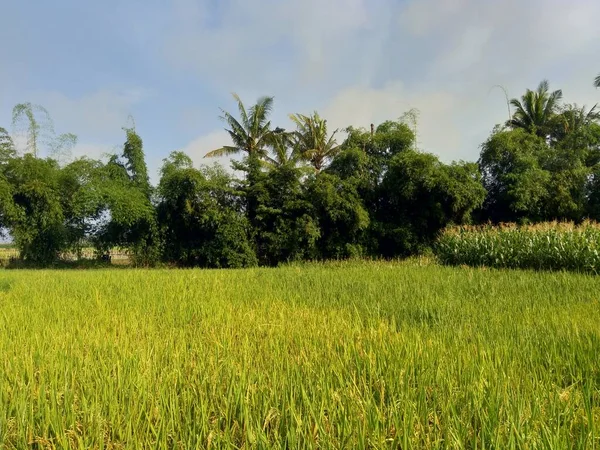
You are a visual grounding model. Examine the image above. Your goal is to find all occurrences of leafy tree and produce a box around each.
[122,127,151,197]
[0,173,15,239]
[252,162,320,265]
[377,150,485,256]
[306,172,369,259]
[2,155,66,263]
[58,158,107,257]
[341,120,415,186]
[157,152,257,268]
[334,120,416,252]
[11,103,77,162]
[545,159,589,221]
[508,80,563,139]
[0,127,15,164]
[289,112,340,172]
[479,129,551,222]
[96,127,159,266]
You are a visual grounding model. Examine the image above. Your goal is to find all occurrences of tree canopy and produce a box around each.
[1,76,600,266]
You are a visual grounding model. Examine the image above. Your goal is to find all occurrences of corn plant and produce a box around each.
[435,221,600,274]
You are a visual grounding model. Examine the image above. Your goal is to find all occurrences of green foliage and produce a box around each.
[96,127,159,266]
[58,158,107,257]
[157,152,257,268]
[0,174,15,238]
[436,222,600,273]
[306,172,369,258]
[0,127,15,164]
[376,150,485,256]
[252,164,320,265]
[3,81,600,266]
[341,120,415,187]
[479,129,552,222]
[585,165,600,220]
[122,127,151,196]
[2,155,66,263]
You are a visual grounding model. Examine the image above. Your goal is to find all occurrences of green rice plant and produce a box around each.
[0,263,599,448]
[435,221,600,273]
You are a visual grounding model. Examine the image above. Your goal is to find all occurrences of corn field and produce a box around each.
[435,221,600,274]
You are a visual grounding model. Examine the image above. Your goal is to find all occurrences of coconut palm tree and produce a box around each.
[261,128,298,168]
[508,80,563,138]
[289,112,340,172]
[554,103,600,139]
[595,73,600,88]
[204,93,275,160]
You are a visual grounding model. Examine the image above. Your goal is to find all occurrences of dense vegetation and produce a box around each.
[436,222,600,273]
[0,263,598,447]
[1,77,600,267]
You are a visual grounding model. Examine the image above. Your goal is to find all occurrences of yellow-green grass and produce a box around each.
[0,247,18,258]
[0,262,599,448]
[0,247,130,265]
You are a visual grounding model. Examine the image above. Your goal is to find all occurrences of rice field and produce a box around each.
[0,262,599,448]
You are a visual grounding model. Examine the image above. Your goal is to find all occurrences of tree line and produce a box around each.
[1,76,599,267]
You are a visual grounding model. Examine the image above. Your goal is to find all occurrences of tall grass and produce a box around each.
[435,221,600,274]
[0,263,599,448]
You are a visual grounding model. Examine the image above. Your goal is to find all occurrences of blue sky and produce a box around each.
[1,0,599,182]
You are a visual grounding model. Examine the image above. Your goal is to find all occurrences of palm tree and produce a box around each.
[595,73,600,88]
[554,103,600,139]
[508,80,563,138]
[289,112,340,172]
[204,93,275,160]
[262,128,298,168]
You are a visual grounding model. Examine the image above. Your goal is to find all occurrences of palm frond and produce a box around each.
[509,80,563,137]
[231,93,250,131]
[587,104,600,122]
[594,74,600,88]
[204,146,240,158]
[219,110,247,142]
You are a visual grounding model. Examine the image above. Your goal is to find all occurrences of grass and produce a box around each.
[0,261,599,448]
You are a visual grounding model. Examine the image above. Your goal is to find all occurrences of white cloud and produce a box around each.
[33,88,150,140]
[6,0,598,172]
[71,143,118,161]
[157,0,599,164]
[179,129,237,170]
[322,82,463,160]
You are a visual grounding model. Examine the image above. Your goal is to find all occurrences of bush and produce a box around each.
[435,221,600,274]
